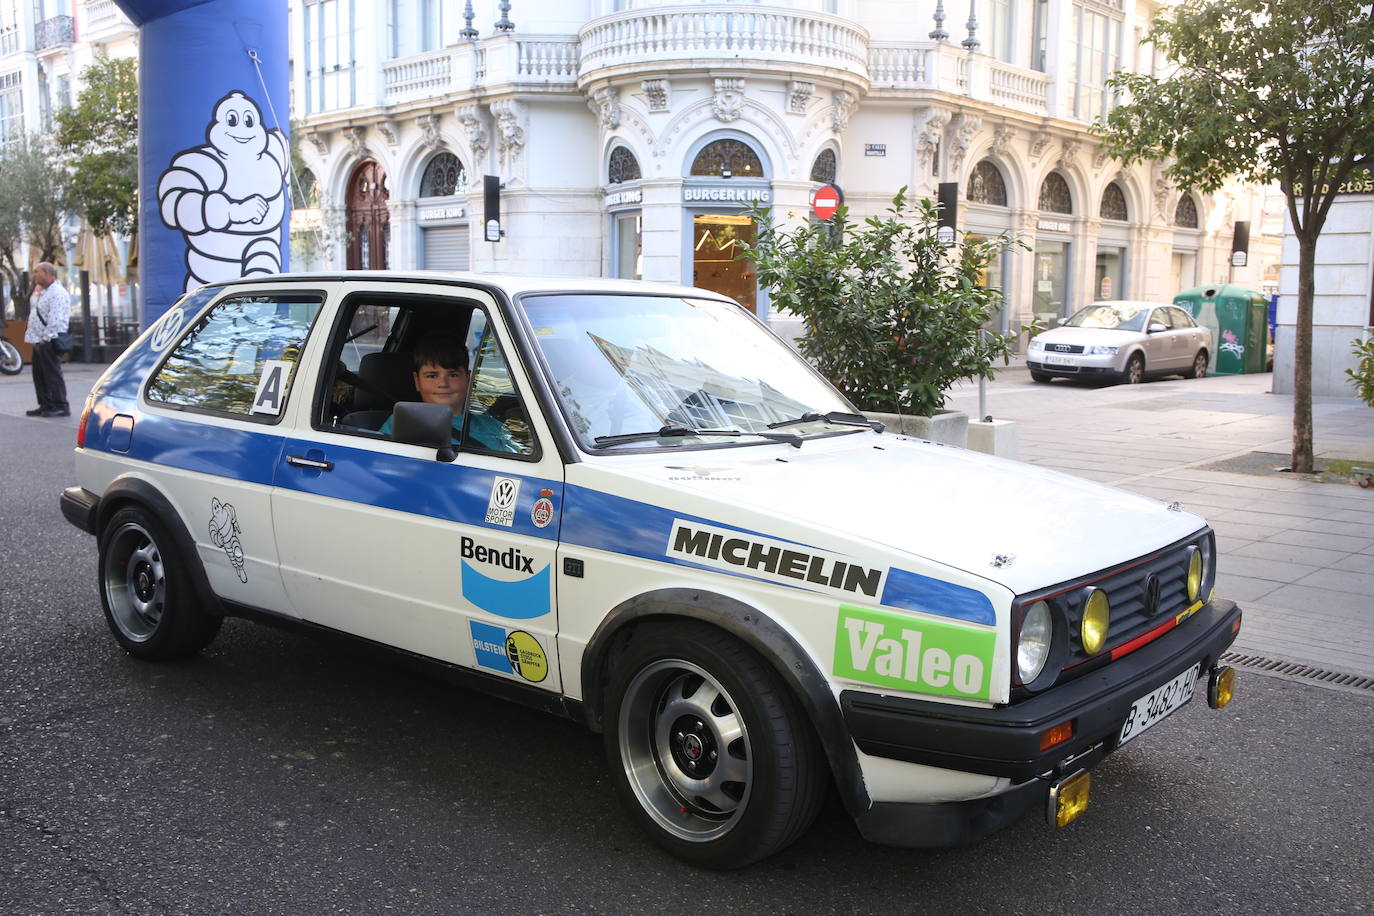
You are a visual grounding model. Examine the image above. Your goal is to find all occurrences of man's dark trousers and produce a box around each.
[31,341,69,413]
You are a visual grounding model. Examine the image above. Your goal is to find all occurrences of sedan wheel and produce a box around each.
[1123,353,1145,385]
[1191,350,1208,379]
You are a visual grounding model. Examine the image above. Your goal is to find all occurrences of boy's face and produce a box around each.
[413,362,469,411]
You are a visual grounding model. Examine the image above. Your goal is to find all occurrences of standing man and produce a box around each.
[25,262,71,418]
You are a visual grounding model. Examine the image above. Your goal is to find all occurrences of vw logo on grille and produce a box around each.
[1143,573,1161,616]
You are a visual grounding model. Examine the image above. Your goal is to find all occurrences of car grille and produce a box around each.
[1045,343,1084,353]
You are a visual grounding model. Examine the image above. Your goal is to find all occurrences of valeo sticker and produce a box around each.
[835,605,995,701]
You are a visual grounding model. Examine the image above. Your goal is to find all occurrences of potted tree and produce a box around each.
[742,189,1021,448]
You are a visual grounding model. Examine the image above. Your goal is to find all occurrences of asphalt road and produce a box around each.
[2,401,1372,915]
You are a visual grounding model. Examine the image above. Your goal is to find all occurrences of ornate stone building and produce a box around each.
[291,0,1278,340]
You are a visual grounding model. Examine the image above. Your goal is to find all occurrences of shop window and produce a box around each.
[608,146,641,184]
[1039,172,1073,214]
[420,152,466,197]
[1174,195,1199,229]
[810,149,837,184]
[969,160,1008,206]
[690,139,762,179]
[1100,182,1128,221]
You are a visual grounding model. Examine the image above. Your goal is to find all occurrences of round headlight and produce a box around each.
[1187,548,1203,602]
[1018,600,1053,684]
[1081,588,1110,655]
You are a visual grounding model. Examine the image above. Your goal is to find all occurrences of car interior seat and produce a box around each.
[341,351,418,430]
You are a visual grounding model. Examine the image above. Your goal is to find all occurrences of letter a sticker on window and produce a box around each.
[250,360,293,416]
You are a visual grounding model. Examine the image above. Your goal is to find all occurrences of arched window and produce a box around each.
[419,152,466,197]
[608,146,641,184]
[969,160,1008,206]
[1100,182,1128,221]
[1038,172,1073,214]
[1174,195,1199,228]
[690,138,763,178]
[810,149,837,184]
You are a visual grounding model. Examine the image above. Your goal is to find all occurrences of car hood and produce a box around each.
[1033,327,1143,346]
[590,432,1205,596]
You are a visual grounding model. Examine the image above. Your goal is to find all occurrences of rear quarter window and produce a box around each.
[147,294,324,419]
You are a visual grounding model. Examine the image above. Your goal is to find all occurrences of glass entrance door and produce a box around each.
[1033,239,1070,324]
[692,214,756,312]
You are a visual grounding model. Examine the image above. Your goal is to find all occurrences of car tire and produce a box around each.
[1122,353,1145,385]
[1030,371,1051,383]
[98,505,222,660]
[603,622,826,869]
[0,338,22,375]
[1190,350,1208,379]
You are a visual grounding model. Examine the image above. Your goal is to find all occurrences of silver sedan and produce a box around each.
[1026,301,1212,385]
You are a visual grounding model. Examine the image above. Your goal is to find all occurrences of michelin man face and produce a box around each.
[208,92,267,155]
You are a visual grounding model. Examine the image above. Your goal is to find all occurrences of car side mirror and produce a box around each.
[391,401,458,463]
[1056,317,1067,326]
[1147,323,1167,334]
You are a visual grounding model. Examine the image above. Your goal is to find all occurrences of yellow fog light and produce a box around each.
[1208,665,1236,709]
[1048,770,1091,828]
[1081,588,1110,655]
[1187,549,1203,602]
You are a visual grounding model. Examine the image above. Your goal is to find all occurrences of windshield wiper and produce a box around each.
[767,411,885,433]
[592,425,803,449]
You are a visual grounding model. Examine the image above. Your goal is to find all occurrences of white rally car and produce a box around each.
[61,273,1241,868]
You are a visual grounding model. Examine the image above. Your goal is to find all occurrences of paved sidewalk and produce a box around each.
[948,367,1374,679]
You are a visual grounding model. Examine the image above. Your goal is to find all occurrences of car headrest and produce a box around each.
[354,351,417,410]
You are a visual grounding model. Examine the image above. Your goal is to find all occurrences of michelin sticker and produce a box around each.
[834,605,994,701]
[666,519,885,599]
[209,497,248,583]
[249,360,293,416]
[460,535,551,619]
[484,476,521,527]
[469,620,549,683]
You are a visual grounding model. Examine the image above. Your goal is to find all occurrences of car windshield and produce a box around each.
[1064,304,1149,332]
[520,293,854,450]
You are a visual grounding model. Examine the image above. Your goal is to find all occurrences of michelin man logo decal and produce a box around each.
[209,497,248,583]
[158,90,288,293]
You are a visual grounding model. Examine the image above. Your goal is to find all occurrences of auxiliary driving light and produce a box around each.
[1208,665,1236,709]
[1047,770,1091,828]
[1081,588,1110,655]
[1187,548,1203,602]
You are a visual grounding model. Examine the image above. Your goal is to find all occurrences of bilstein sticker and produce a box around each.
[834,605,995,701]
[666,520,884,599]
[469,621,549,683]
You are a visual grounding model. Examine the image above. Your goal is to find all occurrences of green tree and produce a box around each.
[0,136,70,318]
[740,190,1018,417]
[1097,0,1374,473]
[55,55,138,237]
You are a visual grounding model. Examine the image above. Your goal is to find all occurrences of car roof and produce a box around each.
[1078,300,1176,311]
[205,270,732,302]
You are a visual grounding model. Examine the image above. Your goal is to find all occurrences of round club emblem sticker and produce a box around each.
[531,488,555,528]
[505,630,548,683]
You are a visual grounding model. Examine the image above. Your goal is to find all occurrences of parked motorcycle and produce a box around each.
[0,321,22,375]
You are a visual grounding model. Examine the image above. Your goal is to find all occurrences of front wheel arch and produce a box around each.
[581,589,868,820]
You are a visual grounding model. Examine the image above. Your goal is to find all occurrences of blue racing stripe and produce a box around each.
[880,567,996,626]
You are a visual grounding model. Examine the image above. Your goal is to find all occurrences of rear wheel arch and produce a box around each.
[580,588,870,818]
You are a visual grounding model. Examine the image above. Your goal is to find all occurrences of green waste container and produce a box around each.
[1172,284,1270,375]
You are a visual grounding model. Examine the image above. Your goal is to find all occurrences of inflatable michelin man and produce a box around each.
[158,90,288,293]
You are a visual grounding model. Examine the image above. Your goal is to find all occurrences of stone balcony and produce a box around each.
[381,35,580,107]
[82,0,135,43]
[868,40,1053,117]
[576,4,869,93]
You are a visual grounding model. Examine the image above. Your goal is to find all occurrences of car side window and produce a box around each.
[462,311,536,457]
[147,294,323,420]
[1169,307,1197,328]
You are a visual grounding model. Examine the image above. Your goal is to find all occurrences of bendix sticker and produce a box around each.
[531,488,555,528]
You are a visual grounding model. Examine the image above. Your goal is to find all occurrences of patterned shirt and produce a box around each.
[26,280,71,344]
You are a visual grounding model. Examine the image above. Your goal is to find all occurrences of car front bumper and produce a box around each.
[1028,350,1128,378]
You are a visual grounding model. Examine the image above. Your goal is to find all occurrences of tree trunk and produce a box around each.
[1291,232,1317,473]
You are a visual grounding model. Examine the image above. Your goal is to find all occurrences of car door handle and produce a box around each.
[286,454,334,471]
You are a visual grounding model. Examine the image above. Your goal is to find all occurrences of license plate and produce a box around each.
[1046,354,1077,366]
[1118,664,1198,746]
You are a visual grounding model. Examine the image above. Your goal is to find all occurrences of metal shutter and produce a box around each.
[422,225,470,271]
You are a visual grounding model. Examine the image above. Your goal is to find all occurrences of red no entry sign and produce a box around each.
[812,184,842,220]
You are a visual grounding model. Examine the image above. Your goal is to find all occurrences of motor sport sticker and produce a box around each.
[666,520,885,600]
[460,535,551,619]
[834,605,995,701]
[469,621,548,683]
[484,476,521,527]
